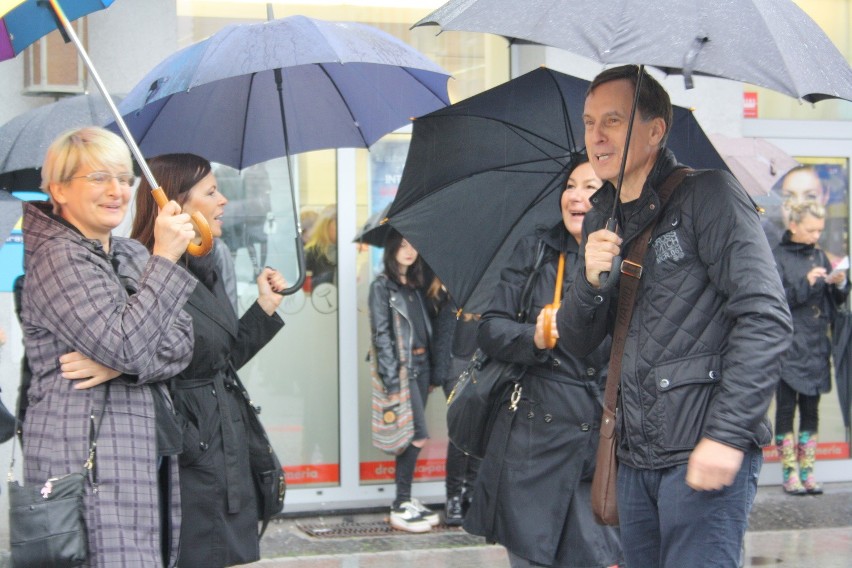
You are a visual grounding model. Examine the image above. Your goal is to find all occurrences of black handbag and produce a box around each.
[446,239,548,459]
[7,385,109,567]
[231,367,286,537]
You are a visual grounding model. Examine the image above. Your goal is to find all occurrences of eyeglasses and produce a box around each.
[67,171,136,187]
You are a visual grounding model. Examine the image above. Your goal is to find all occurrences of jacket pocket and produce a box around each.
[651,353,721,451]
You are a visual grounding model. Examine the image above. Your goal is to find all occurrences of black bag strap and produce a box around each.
[601,168,691,421]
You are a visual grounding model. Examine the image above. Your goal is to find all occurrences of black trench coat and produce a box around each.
[173,261,284,568]
[464,225,622,568]
[774,232,848,395]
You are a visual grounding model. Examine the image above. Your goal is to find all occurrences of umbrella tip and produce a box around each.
[410,116,416,121]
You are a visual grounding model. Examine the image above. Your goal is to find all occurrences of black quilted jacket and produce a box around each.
[558,149,793,469]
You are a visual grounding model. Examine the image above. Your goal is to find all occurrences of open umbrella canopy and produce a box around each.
[416,0,852,103]
[708,133,799,196]
[0,92,123,176]
[0,0,115,62]
[114,14,451,170]
[385,67,725,312]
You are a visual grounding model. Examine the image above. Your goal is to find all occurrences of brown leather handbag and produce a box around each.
[591,168,689,525]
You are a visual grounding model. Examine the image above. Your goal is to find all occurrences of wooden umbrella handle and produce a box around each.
[151,187,213,257]
[542,252,566,349]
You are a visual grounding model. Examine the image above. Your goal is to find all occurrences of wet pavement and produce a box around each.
[245,482,852,567]
[1,482,849,567]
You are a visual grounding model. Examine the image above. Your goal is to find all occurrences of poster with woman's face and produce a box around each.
[755,157,850,267]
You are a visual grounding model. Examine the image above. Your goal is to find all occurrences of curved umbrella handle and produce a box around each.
[541,252,566,349]
[151,187,213,257]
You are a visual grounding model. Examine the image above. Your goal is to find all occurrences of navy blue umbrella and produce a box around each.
[114,15,451,170]
[113,14,450,292]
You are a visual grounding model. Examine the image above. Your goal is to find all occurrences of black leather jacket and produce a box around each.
[368,273,432,394]
[559,149,793,470]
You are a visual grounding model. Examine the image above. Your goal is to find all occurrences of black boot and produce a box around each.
[445,494,464,526]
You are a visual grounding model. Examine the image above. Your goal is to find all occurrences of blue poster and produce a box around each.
[368,137,410,276]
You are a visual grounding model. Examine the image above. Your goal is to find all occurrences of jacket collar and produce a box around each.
[186,274,239,338]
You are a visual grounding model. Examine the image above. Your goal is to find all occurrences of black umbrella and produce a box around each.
[385,67,725,313]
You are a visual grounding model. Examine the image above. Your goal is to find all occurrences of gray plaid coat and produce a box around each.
[20,202,196,567]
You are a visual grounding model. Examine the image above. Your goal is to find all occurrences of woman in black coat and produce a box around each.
[465,157,622,568]
[773,200,848,495]
[132,154,286,567]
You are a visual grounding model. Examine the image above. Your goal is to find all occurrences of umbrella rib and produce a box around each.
[540,68,578,152]
[238,73,257,171]
[393,155,567,214]
[398,66,452,107]
[317,63,369,148]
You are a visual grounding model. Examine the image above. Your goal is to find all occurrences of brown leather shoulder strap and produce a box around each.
[602,167,691,415]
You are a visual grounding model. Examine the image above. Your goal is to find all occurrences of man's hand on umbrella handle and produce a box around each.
[685,438,744,491]
[151,187,213,257]
[585,228,622,288]
[535,306,559,349]
[152,200,197,263]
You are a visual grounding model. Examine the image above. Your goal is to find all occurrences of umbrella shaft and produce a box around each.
[609,65,645,220]
[45,0,158,189]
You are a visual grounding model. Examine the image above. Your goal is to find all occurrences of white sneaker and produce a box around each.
[389,502,432,533]
[409,497,440,527]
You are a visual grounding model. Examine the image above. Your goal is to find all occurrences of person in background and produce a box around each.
[131,153,286,567]
[772,201,848,495]
[20,126,196,566]
[466,155,622,567]
[304,205,338,286]
[369,229,438,533]
[558,65,792,567]
[426,277,481,526]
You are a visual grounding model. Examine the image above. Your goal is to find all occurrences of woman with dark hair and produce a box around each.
[465,155,623,567]
[132,153,286,567]
[368,229,438,532]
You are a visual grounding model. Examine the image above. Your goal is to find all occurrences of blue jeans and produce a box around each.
[617,450,762,568]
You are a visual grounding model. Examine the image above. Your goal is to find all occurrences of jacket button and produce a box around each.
[649,203,656,210]
[586,367,596,376]
[593,295,604,304]
[580,423,591,431]
[659,378,670,388]
[527,411,535,419]
[709,370,719,379]
[200,442,209,451]
[211,389,217,396]
[551,358,560,367]
[544,414,553,423]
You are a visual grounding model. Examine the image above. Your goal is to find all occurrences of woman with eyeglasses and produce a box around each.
[19,126,197,566]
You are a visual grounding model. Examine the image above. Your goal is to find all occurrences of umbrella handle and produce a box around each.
[541,253,566,349]
[151,187,214,257]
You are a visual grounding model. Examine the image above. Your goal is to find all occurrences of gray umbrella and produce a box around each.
[0,92,123,176]
[708,134,799,197]
[416,0,852,102]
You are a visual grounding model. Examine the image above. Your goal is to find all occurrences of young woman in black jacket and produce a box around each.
[368,229,439,532]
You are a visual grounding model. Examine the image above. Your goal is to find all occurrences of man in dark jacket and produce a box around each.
[557,65,793,567]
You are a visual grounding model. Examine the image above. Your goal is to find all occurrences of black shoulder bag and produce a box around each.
[230,365,286,538]
[445,239,549,459]
[8,384,109,567]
